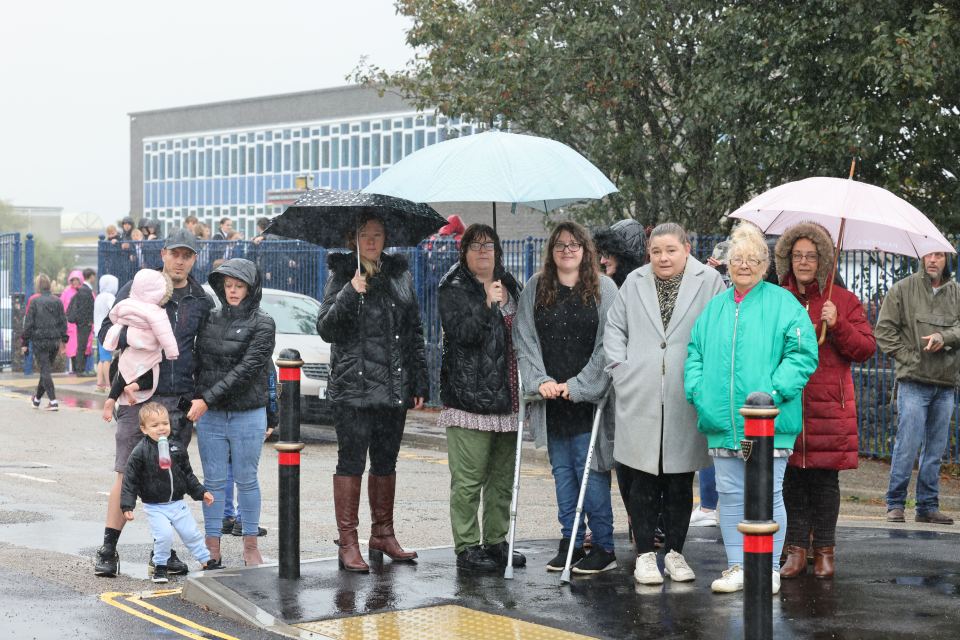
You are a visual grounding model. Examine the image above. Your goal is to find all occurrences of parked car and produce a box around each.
[203,284,332,423]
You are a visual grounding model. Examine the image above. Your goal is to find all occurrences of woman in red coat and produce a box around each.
[775,222,876,579]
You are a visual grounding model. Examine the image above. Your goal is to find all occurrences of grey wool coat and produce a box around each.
[603,256,725,474]
[513,273,620,472]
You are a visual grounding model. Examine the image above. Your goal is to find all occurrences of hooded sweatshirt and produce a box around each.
[94,275,119,336]
[104,269,179,405]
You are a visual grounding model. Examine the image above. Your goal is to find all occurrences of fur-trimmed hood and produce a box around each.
[774,222,835,290]
[327,251,413,304]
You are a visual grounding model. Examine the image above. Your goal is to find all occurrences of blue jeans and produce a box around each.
[699,463,718,510]
[547,431,614,551]
[714,456,787,570]
[886,380,955,514]
[224,464,237,520]
[143,500,210,566]
[197,407,266,537]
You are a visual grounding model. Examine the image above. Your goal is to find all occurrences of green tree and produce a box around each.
[355,1,960,231]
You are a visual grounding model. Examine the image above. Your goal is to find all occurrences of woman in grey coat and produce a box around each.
[514,221,620,575]
[604,223,725,586]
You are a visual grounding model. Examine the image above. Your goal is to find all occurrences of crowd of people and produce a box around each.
[19,210,958,595]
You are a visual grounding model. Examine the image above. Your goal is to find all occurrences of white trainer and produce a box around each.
[772,570,781,595]
[711,564,744,593]
[664,550,696,582]
[689,506,719,527]
[633,551,663,585]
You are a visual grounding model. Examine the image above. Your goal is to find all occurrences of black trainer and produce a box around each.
[201,558,223,571]
[94,545,119,577]
[484,541,526,568]
[232,521,267,537]
[456,545,498,571]
[546,538,584,572]
[149,550,188,575]
[221,516,237,534]
[571,547,618,574]
[151,565,169,583]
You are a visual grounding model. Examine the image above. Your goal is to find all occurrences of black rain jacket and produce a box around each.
[194,259,276,411]
[23,291,68,348]
[438,262,521,414]
[67,285,95,326]
[317,252,429,409]
[120,436,206,511]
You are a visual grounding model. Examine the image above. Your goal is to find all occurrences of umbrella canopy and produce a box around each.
[362,130,617,221]
[265,189,447,249]
[729,177,954,258]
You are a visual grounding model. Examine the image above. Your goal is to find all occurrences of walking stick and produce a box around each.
[504,371,542,580]
[560,391,610,585]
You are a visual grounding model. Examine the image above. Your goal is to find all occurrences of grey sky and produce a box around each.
[0,0,413,221]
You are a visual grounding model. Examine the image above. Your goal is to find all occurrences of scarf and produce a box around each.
[655,272,684,330]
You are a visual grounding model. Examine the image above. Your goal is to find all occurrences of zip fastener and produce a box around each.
[167,468,175,503]
[839,375,845,408]
[801,388,806,468]
[729,304,740,441]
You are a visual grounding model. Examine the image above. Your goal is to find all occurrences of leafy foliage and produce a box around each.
[354,1,960,231]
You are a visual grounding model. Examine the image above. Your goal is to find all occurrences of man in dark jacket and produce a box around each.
[94,228,215,578]
[876,251,960,526]
[22,274,68,411]
[67,269,96,375]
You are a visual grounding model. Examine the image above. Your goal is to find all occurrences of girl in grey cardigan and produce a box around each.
[513,221,619,575]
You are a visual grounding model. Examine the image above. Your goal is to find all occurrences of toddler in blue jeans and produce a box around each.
[120,402,217,582]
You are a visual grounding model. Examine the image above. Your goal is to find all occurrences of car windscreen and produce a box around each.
[261,293,321,335]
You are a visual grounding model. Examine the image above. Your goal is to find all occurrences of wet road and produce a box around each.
[0,389,573,638]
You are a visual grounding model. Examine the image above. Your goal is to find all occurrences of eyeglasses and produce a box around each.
[791,252,819,263]
[553,242,583,253]
[468,241,496,252]
[729,257,761,268]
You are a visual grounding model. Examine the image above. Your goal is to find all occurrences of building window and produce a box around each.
[292,142,300,172]
[256,144,263,174]
[239,146,246,175]
[382,136,391,165]
[371,134,380,166]
[382,119,391,131]
[247,147,254,176]
[331,138,339,169]
[283,144,291,171]
[392,132,402,163]
[415,130,425,151]
[341,138,349,167]
[351,136,360,168]
[322,140,330,169]
[273,142,281,172]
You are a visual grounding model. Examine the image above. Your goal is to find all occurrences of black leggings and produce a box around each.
[620,465,694,554]
[334,405,406,476]
[73,324,92,373]
[783,466,841,548]
[33,344,58,401]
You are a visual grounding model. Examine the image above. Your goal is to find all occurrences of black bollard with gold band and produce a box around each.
[738,391,780,640]
[276,349,305,579]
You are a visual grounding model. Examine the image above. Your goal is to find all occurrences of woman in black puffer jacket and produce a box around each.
[437,224,524,571]
[187,258,276,567]
[317,213,429,573]
[22,273,68,410]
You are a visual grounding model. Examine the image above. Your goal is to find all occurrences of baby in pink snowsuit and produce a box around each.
[101,269,179,422]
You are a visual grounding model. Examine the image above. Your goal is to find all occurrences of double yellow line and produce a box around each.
[100,589,241,640]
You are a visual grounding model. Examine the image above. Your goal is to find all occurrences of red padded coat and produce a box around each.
[781,273,876,470]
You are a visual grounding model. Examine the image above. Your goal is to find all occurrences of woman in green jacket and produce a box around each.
[685,223,818,595]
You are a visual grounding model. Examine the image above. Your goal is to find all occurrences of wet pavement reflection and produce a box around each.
[199,526,960,638]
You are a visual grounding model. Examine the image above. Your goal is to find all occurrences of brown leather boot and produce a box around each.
[205,536,221,563]
[779,545,807,578]
[333,474,369,573]
[368,473,418,562]
[243,536,263,567]
[813,546,835,579]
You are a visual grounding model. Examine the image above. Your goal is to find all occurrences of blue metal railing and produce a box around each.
[96,234,959,463]
[0,233,22,367]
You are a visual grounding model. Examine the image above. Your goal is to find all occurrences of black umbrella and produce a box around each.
[266,189,447,249]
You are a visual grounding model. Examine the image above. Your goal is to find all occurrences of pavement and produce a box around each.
[4,370,960,639]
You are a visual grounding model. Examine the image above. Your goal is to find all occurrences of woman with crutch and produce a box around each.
[514,221,619,574]
[604,223,725,585]
[437,223,524,572]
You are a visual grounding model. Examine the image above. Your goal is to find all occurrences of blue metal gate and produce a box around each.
[0,233,23,367]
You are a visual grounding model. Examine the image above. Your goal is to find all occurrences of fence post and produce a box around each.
[11,233,21,294]
[24,234,34,297]
[524,236,535,282]
[97,235,106,284]
[275,349,304,579]
[738,391,779,640]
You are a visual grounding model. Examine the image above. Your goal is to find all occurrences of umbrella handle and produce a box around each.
[818,217,847,346]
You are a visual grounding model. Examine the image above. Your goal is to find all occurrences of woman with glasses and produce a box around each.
[685,222,818,594]
[438,224,524,571]
[514,221,620,575]
[774,223,875,579]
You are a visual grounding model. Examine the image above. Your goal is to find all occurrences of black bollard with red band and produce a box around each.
[275,349,305,579]
[737,391,780,640]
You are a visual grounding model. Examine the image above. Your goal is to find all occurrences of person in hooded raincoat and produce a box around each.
[94,275,119,392]
[61,270,93,372]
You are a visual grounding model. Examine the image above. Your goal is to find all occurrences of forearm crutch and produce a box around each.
[504,374,542,580]
[560,392,610,585]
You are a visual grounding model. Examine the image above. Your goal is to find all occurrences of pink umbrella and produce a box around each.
[729,166,955,342]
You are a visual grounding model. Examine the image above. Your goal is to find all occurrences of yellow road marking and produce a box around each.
[100,590,242,640]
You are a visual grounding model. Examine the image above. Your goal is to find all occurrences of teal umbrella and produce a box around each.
[362,130,617,230]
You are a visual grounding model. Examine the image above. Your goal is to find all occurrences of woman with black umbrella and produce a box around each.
[317,212,430,573]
